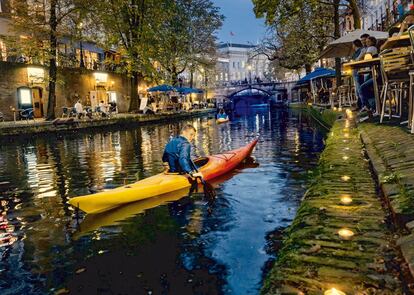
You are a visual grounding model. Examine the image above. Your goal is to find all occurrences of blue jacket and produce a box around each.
[162,136,194,173]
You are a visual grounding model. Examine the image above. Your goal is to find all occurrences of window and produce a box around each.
[241,61,245,68]
[18,88,32,105]
[233,62,236,68]
[107,91,117,103]
[0,1,2,13]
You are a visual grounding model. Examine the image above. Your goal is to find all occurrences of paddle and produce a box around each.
[189,160,217,201]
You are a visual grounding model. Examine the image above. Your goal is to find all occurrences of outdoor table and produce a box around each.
[343,58,381,114]
[380,34,410,51]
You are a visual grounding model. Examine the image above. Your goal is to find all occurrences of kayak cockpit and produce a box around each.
[193,157,209,169]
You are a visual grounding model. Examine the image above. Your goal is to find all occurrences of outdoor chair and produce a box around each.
[337,85,353,107]
[19,108,34,121]
[62,107,70,118]
[379,47,413,123]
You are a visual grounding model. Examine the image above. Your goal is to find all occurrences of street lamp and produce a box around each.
[78,22,85,68]
[200,67,207,103]
[247,64,252,84]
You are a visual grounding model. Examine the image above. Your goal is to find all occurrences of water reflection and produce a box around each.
[0,108,324,294]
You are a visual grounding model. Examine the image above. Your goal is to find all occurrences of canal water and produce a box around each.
[0,108,325,295]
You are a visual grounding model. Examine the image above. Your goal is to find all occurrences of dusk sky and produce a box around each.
[212,0,267,45]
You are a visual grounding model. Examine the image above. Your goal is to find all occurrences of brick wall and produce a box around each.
[0,62,135,120]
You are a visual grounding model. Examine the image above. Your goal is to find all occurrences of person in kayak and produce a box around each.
[162,125,204,179]
[217,108,228,120]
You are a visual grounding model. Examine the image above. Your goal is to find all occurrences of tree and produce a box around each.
[8,0,86,120]
[252,0,364,78]
[86,0,166,111]
[145,0,223,86]
[253,0,333,73]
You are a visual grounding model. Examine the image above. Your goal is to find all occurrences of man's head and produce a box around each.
[180,124,197,142]
[367,36,377,47]
[352,39,363,49]
[360,34,370,46]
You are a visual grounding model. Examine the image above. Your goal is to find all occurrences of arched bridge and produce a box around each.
[211,81,297,100]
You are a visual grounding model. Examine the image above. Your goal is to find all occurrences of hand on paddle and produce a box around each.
[190,171,203,180]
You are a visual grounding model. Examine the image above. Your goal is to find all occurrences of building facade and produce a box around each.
[216,43,270,85]
[340,0,414,35]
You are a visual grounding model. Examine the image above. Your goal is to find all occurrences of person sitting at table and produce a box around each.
[98,100,108,117]
[74,100,84,119]
[364,36,378,58]
[356,34,370,60]
[398,6,414,35]
[351,39,364,108]
[389,26,400,37]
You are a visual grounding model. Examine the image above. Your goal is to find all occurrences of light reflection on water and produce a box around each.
[0,108,324,294]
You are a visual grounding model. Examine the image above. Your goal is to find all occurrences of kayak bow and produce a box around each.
[68,138,258,214]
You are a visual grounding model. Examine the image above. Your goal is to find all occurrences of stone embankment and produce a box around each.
[0,109,215,138]
[262,117,403,294]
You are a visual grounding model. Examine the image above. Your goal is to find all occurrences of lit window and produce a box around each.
[107,91,117,103]
[18,88,32,105]
[94,72,108,83]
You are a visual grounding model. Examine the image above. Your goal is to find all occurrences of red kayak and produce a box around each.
[68,138,258,214]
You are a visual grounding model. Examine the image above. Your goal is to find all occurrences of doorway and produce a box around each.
[32,87,44,118]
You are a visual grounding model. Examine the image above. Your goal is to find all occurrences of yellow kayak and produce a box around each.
[68,139,258,214]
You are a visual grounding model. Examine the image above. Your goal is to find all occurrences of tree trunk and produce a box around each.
[171,64,178,86]
[348,0,361,29]
[334,0,342,87]
[46,0,58,121]
[305,64,312,74]
[129,71,140,112]
[190,68,194,88]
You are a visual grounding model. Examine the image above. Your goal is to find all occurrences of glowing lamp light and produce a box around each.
[27,67,44,83]
[338,228,355,239]
[345,109,353,119]
[307,102,313,106]
[338,107,343,112]
[344,133,349,138]
[93,72,108,83]
[324,288,346,295]
[342,156,349,160]
[340,195,353,205]
[364,53,373,60]
[341,175,350,181]
[333,107,337,111]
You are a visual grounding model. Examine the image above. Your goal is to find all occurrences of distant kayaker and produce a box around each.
[162,125,203,179]
[217,109,228,120]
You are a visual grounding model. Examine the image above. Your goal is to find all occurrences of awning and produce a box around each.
[320,29,389,58]
[148,84,177,92]
[296,67,335,85]
[175,87,203,94]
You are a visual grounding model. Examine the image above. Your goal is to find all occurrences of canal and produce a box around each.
[0,108,325,294]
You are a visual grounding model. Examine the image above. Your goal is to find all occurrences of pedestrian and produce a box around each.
[74,100,84,119]
[162,125,203,180]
